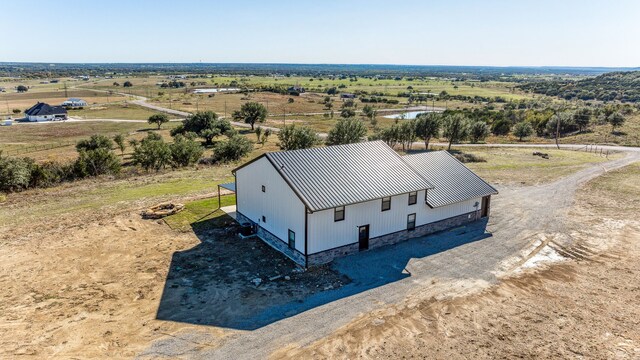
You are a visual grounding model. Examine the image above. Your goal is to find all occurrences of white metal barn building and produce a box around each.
[231,141,497,267]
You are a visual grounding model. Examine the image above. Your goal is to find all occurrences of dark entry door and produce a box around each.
[481,196,490,217]
[358,225,369,250]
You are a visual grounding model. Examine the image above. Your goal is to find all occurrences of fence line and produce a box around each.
[574,144,610,158]
[1,141,76,157]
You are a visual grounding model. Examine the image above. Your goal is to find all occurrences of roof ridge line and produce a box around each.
[386,144,435,189]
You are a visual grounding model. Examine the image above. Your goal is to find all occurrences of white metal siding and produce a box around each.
[417,197,481,225]
[235,157,306,254]
[307,191,483,254]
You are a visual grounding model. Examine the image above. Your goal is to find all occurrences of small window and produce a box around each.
[288,230,295,249]
[408,192,417,205]
[262,215,266,223]
[381,197,391,212]
[261,185,266,192]
[334,206,345,222]
[407,213,416,230]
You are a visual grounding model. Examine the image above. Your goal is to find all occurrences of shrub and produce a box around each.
[326,118,367,146]
[0,156,34,192]
[170,135,204,167]
[211,135,253,163]
[132,133,171,172]
[491,118,511,136]
[12,109,21,114]
[469,121,490,143]
[76,134,113,152]
[277,125,320,150]
[74,148,121,177]
[513,122,534,141]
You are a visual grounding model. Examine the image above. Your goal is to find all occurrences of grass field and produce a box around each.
[0,120,180,161]
[164,195,236,232]
[460,147,617,185]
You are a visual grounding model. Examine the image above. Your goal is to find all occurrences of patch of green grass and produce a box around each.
[164,194,236,232]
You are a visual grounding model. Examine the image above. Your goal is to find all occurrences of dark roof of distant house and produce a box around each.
[235,141,434,212]
[25,102,67,116]
[403,151,498,208]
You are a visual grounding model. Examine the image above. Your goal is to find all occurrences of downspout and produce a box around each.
[304,207,309,269]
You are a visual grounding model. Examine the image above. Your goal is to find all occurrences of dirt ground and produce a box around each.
[0,205,347,358]
[272,163,640,360]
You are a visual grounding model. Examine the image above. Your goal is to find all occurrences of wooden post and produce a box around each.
[217,185,221,210]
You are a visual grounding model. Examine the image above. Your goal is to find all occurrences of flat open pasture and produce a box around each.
[0,120,180,162]
[0,88,127,114]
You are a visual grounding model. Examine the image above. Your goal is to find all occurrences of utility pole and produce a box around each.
[64,82,68,98]
[224,101,227,119]
[283,106,286,126]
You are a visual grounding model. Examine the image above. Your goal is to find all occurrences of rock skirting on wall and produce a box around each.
[237,210,483,268]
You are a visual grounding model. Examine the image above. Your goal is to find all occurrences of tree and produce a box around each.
[414,112,441,149]
[442,113,470,150]
[148,113,169,129]
[16,85,28,93]
[608,112,625,133]
[113,82,120,86]
[132,133,172,172]
[545,112,574,137]
[172,111,234,145]
[255,126,263,142]
[123,81,133,87]
[261,128,272,145]
[170,134,204,167]
[573,108,591,132]
[277,125,320,150]
[76,134,113,152]
[113,134,126,156]
[362,105,377,123]
[513,121,534,141]
[491,118,511,136]
[232,102,267,130]
[0,155,34,192]
[326,118,367,146]
[211,135,253,163]
[469,121,490,143]
[339,108,356,118]
[398,120,417,151]
[74,148,121,177]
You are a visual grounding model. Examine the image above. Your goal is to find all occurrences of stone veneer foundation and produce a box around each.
[237,210,483,268]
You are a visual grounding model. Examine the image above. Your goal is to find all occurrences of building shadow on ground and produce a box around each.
[156,218,490,330]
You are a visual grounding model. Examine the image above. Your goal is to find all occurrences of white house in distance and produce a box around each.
[61,98,88,108]
[230,141,498,268]
[24,102,68,122]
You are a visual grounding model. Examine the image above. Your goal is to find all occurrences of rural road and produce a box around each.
[140,149,640,358]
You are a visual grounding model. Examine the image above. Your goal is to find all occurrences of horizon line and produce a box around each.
[0,61,638,70]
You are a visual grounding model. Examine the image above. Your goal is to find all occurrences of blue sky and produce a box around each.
[1,0,638,67]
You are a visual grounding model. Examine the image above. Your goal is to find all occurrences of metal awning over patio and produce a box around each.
[217,182,236,210]
[218,182,236,192]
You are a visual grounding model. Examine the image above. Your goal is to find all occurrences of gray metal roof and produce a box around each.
[265,141,434,212]
[403,151,498,208]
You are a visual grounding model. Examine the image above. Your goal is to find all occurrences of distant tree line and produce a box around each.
[518,71,640,103]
